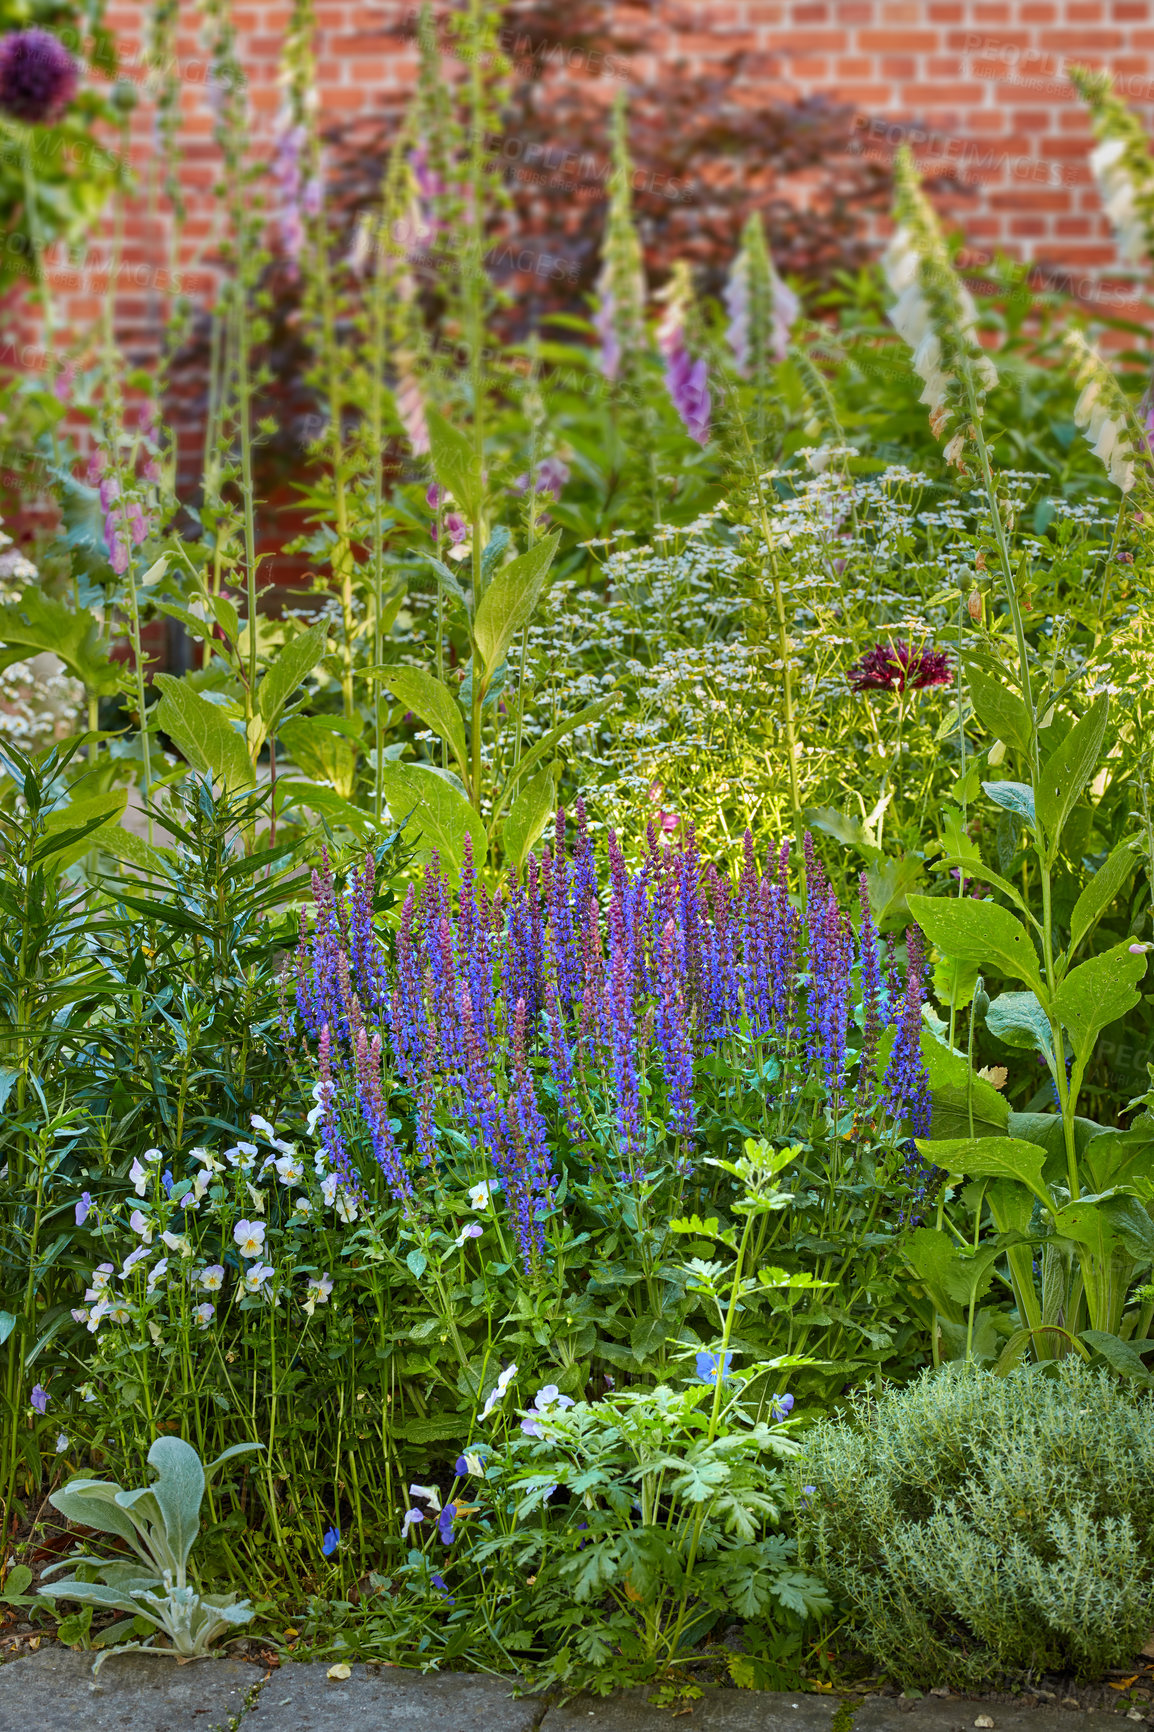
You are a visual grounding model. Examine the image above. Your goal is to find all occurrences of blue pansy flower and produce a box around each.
[695,1350,734,1384]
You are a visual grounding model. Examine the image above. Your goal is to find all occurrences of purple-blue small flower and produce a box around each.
[430,1572,455,1605]
[437,1503,456,1546]
[161,1170,175,1197]
[770,1392,795,1421]
[30,1384,48,1414]
[75,1192,91,1226]
[321,1525,340,1557]
[695,1350,733,1384]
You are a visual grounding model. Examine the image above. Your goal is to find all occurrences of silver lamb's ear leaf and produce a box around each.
[49,1481,145,1550]
[203,1441,263,1480]
[36,1580,148,1618]
[145,1436,205,1573]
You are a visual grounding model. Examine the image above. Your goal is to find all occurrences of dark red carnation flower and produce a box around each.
[847,640,952,695]
[0,29,78,126]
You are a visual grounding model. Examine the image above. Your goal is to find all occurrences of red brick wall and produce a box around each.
[15,0,1151,365]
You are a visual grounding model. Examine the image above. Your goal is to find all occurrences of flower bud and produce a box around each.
[967,590,982,622]
[988,740,1006,766]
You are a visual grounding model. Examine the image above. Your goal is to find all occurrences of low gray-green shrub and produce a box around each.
[797,1358,1154,1687]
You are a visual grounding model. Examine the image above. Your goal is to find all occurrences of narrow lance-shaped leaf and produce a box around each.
[473,532,560,680]
[1035,692,1109,860]
[501,765,557,874]
[1068,840,1139,956]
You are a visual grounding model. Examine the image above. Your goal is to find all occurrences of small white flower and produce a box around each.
[55,1433,69,1453]
[243,1261,275,1295]
[480,1362,518,1421]
[194,1302,215,1328]
[192,1170,212,1201]
[468,1180,494,1212]
[120,1245,150,1279]
[161,1230,193,1258]
[71,1306,89,1325]
[250,1113,278,1141]
[233,1219,266,1259]
[409,1482,441,1512]
[335,1190,359,1224]
[143,1147,163,1165]
[293,1197,313,1218]
[106,1301,133,1326]
[303,1271,334,1317]
[321,1173,339,1207]
[146,1258,169,1292]
[224,1142,258,1170]
[179,1191,200,1212]
[200,1264,225,1291]
[86,1263,114,1298]
[129,1158,148,1197]
[454,1222,483,1248]
[190,1146,224,1173]
[246,1183,267,1216]
[274,1152,306,1187]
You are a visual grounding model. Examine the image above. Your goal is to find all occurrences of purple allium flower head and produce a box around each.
[0,29,78,125]
[75,1191,91,1227]
[322,1525,340,1557]
[695,1350,733,1384]
[30,1383,48,1414]
[847,641,952,694]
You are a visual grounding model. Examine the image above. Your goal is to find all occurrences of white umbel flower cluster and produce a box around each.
[1066,330,1140,493]
[881,149,998,467]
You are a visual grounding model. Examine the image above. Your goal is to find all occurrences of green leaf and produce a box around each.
[864,852,924,928]
[1,1565,32,1600]
[277,719,359,799]
[903,1228,964,1319]
[48,1479,141,1552]
[1035,693,1109,857]
[919,1030,1010,1138]
[473,533,560,679]
[1069,842,1139,955]
[376,666,468,777]
[803,805,881,860]
[1050,944,1146,1065]
[982,781,1036,830]
[379,762,487,870]
[427,408,483,523]
[96,824,174,878]
[501,765,556,874]
[0,588,126,697]
[985,991,1055,1070]
[153,676,255,794]
[256,624,329,736]
[0,1311,16,1346]
[421,553,469,609]
[40,789,128,871]
[916,1135,1054,1211]
[907,893,1045,998]
[1081,1329,1153,1385]
[965,662,1032,756]
[274,778,373,837]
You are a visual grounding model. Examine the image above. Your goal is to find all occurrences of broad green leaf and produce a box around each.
[0,1311,15,1346]
[256,623,328,734]
[907,893,1045,999]
[473,533,560,679]
[982,780,1036,830]
[902,1228,964,1319]
[1,1564,32,1599]
[40,789,128,871]
[204,1441,264,1479]
[427,407,483,523]
[1069,841,1139,955]
[985,991,1055,1070]
[864,852,923,929]
[0,588,126,697]
[919,1029,1010,1139]
[930,856,1032,919]
[153,675,255,794]
[1081,1329,1153,1384]
[376,666,468,776]
[144,1436,205,1575]
[501,765,556,875]
[1050,944,1145,1064]
[481,526,512,586]
[1083,1125,1154,1195]
[274,778,373,837]
[380,761,487,870]
[278,718,358,798]
[96,824,175,878]
[49,1479,142,1551]
[916,1135,1053,1211]
[965,662,1032,756]
[802,805,881,860]
[1035,692,1109,857]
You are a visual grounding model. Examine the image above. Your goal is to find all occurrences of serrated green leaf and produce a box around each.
[0,588,125,696]
[908,893,1045,998]
[1051,943,1146,1065]
[153,675,255,794]
[1036,693,1109,858]
[965,662,1032,756]
[377,666,468,776]
[473,533,559,679]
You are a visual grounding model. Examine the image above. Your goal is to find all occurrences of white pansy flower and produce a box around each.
[293,1197,313,1218]
[274,1152,306,1187]
[467,1180,494,1212]
[199,1264,225,1291]
[250,1114,278,1141]
[303,1271,333,1316]
[233,1219,266,1259]
[224,1142,258,1171]
[335,1190,359,1224]
[409,1482,441,1513]
[120,1246,150,1279]
[243,1261,275,1295]
[480,1362,518,1421]
[161,1230,193,1258]
[146,1258,169,1292]
[321,1173,339,1207]
[246,1183,267,1216]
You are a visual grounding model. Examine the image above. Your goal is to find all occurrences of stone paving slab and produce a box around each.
[245,1662,545,1731]
[539,1688,839,1730]
[0,1645,255,1732]
[854,1699,1127,1732]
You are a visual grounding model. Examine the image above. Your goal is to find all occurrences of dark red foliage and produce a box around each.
[847,642,953,694]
